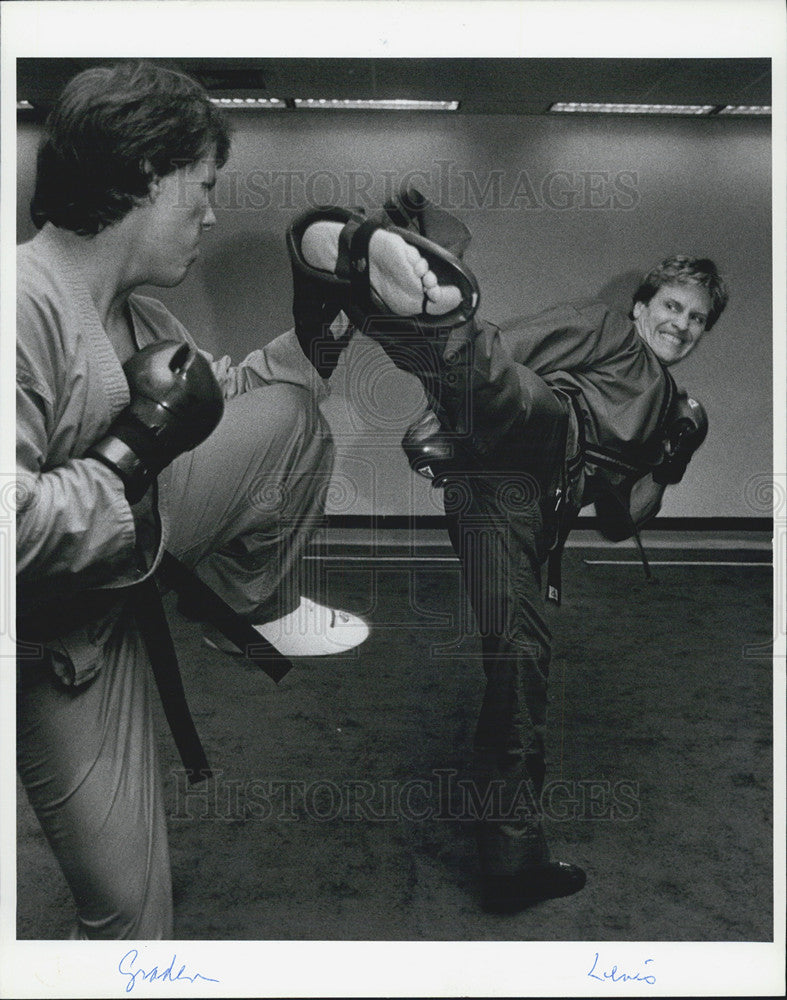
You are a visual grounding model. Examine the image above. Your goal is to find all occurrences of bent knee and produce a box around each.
[226,383,319,442]
[227,384,333,469]
[261,383,318,437]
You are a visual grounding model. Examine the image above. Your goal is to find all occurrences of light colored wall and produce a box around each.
[17,111,772,518]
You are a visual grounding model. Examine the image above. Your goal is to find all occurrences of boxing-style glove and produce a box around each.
[401,407,464,488]
[88,340,224,504]
[651,390,708,486]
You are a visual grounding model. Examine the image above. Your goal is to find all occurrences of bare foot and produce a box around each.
[301,221,462,317]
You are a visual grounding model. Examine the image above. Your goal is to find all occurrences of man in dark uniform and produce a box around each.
[397,252,727,912]
[287,194,726,913]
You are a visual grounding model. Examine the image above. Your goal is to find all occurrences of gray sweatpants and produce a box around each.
[17,383,333,939]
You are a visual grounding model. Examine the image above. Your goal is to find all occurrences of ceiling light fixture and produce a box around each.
[717,105,772,116]
[294,98,459,111]
[209,97,285,109]
[549,102,718,116]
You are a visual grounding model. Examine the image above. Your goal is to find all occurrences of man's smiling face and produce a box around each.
[633,282,711,366]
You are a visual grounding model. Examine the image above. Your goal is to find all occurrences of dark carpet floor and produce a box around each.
[17,543,774,941]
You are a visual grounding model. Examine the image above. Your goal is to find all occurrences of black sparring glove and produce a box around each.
[401,407,456,487]
[651,390,708,486]
[88,340,224,504]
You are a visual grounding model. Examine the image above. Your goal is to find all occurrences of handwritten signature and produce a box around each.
[588,951,656,985]
[118,949,220,993]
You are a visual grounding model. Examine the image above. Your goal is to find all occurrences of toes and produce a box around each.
[356,227,467,319]
[425,284,463,315]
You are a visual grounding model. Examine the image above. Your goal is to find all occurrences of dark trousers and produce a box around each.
[372,317,573,876]
[445,472,555,876]
[435,340,570,876]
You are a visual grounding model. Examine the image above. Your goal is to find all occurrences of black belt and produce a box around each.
[132,552,294,785]
[130,576,211,786]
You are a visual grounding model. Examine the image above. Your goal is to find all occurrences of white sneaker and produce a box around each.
[203,597,369,658]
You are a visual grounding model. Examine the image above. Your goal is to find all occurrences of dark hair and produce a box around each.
[632,256,729,330]
[30,61,231,235]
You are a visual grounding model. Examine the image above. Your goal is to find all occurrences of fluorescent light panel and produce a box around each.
[550,102,716,115]
[210,97,285,109]
[294,98,459,111]
[717,105,771,116]
[550,101,771,117]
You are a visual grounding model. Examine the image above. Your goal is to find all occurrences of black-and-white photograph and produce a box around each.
[2,2,784,997]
